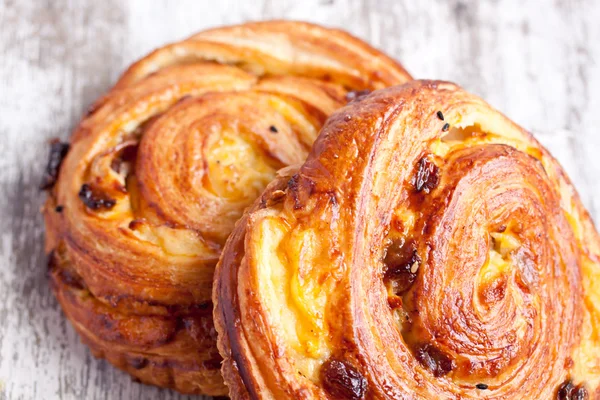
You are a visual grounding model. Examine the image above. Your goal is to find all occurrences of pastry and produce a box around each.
[41,21,411,395]
[213,80,600,399]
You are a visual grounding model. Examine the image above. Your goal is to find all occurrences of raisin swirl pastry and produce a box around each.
[41,21,411,395]
[213,80,600,399]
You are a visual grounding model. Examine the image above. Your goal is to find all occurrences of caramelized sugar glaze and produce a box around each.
[214,81,600,399]
[41,21,411,395]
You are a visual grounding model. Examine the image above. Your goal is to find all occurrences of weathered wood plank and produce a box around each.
[0,0,598,399]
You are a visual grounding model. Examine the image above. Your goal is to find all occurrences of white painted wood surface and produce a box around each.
[1,0,599,399]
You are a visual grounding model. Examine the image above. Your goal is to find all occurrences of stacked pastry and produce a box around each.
[42,21,600,399]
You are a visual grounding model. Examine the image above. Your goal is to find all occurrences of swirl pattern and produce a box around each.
[42,21,411,395]
[213,80,600,399]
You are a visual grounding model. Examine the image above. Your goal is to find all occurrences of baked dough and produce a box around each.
[213,80,600,399]
[41,21,411,395]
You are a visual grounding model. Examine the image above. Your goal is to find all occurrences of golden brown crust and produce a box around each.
[41,21,411,395]
[213,80,600,399]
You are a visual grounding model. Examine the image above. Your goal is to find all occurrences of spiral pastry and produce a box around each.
[213,80,600,399]
[41,21,411,395]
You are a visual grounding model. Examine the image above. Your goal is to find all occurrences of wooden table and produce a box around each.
[1,1,598,399]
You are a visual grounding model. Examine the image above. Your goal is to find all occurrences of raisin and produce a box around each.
[40,141,70,190]
[383,239,420,295]
[558,381,589,400]
[415,344,455,377]
[129,357,148,370]
[320,358,367,399]
[110,143,138,174]
[414,157,440,193]
[573,386,588,400]
[78,184,116,210]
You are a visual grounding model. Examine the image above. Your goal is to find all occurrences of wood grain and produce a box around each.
[0,0,598,399]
